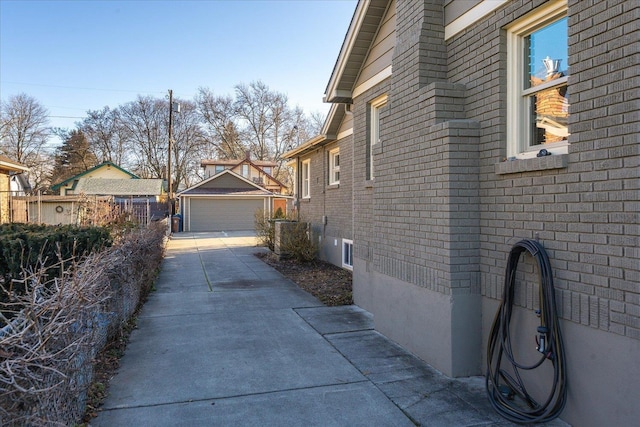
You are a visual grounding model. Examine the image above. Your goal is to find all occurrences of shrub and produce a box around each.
[254,209,275,251]
[279,221,318,263]
[0,221,166,426]
[0,224,112,309]
[254,208,295,251]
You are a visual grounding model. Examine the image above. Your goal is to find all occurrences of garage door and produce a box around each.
[189,198,263,231]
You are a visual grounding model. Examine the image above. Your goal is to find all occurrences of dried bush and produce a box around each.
[0,222,166,426]
[280,221,318,263]
[254,208,292,251]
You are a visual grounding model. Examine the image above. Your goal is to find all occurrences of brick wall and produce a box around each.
[298,136,354,266]
[442,0,640,340]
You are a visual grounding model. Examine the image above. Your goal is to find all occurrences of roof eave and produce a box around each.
[324,0,371,104]
[283,134,328,159]
[0,160,29,173]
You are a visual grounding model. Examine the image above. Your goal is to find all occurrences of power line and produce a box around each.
[1,80,166,95]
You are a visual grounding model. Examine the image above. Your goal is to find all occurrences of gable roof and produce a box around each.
[200,157,287,190]
[0,155,29,173]
[201,158,277,168]
[51,161,139,191]
[324,0,391,104]
[74,178,164,196]
[179,169,274,197]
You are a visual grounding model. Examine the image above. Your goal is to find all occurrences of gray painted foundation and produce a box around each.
[354,258,481,378]
[482,298,640,427]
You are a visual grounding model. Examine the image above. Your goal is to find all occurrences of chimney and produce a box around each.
[543,56,561,78]
[245,150,251,160]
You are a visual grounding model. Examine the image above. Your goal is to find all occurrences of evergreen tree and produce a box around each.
[49,129,99,187]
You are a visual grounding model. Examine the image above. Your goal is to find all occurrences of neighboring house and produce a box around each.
[51,161,139,196]
[0,155,29,223]
[70,178,165,202]
[201,152,287,194]
[178,169,290,232]
[49,161,167,224]
[285,1,638,426]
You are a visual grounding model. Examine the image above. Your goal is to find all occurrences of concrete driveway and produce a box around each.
[92,231,563,426]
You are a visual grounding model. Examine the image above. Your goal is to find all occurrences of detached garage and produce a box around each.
[178,170,289,232]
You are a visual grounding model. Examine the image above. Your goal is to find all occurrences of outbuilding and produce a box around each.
[178,169,288,232]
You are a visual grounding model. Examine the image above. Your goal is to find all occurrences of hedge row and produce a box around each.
[0,224,112,300]
[0,222,167,425]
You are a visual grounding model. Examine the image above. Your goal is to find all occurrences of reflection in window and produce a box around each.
[524,17,569,147]
[507,2,570,158]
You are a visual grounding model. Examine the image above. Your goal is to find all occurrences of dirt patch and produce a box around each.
[255,251,353,306]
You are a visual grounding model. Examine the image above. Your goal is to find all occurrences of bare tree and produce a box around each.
[234,81,279,160]
[79,106,132,168]
[0,93,52,190]
[308,110,325,136]
[118,96,166,179]
[170,99,207,190]
[196,88,246,160]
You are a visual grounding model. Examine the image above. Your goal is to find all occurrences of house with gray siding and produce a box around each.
[285,1,639,425]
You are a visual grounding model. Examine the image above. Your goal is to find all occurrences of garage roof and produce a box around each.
[179,169,276,197]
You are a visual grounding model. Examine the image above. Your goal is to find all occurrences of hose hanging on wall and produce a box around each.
[486,239,567,424]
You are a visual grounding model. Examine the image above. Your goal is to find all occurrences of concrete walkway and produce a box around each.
[92,232,564,426]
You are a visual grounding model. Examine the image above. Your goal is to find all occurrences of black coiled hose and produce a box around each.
[485,239,567,424]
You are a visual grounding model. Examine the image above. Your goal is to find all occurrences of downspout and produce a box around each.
[296,157,301,222]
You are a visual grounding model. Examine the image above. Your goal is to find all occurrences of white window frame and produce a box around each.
[301,159,311,199]
[242,164,250,177]
[369,94,387,180]
[506,1,569,159]
[329,148,340,185]
[342,239,353,270]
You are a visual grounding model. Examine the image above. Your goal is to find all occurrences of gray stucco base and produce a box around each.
[318,234,344,269]
[482,298,640,427]
[353,258,481,378]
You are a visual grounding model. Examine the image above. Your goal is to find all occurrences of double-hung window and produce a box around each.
[506,1,569,158]
[215,165,225,174]
[242,164,250,177]
[329,148,340,185]
[368,95,387,180]
[301,159,310,199]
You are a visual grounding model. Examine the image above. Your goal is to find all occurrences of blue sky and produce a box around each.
[0,0,357,134]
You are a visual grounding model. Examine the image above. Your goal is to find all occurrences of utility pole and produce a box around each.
[168,89,173,211]
[167,90,180,215]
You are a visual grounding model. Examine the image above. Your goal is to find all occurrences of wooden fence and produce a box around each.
[1,191,169,227]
